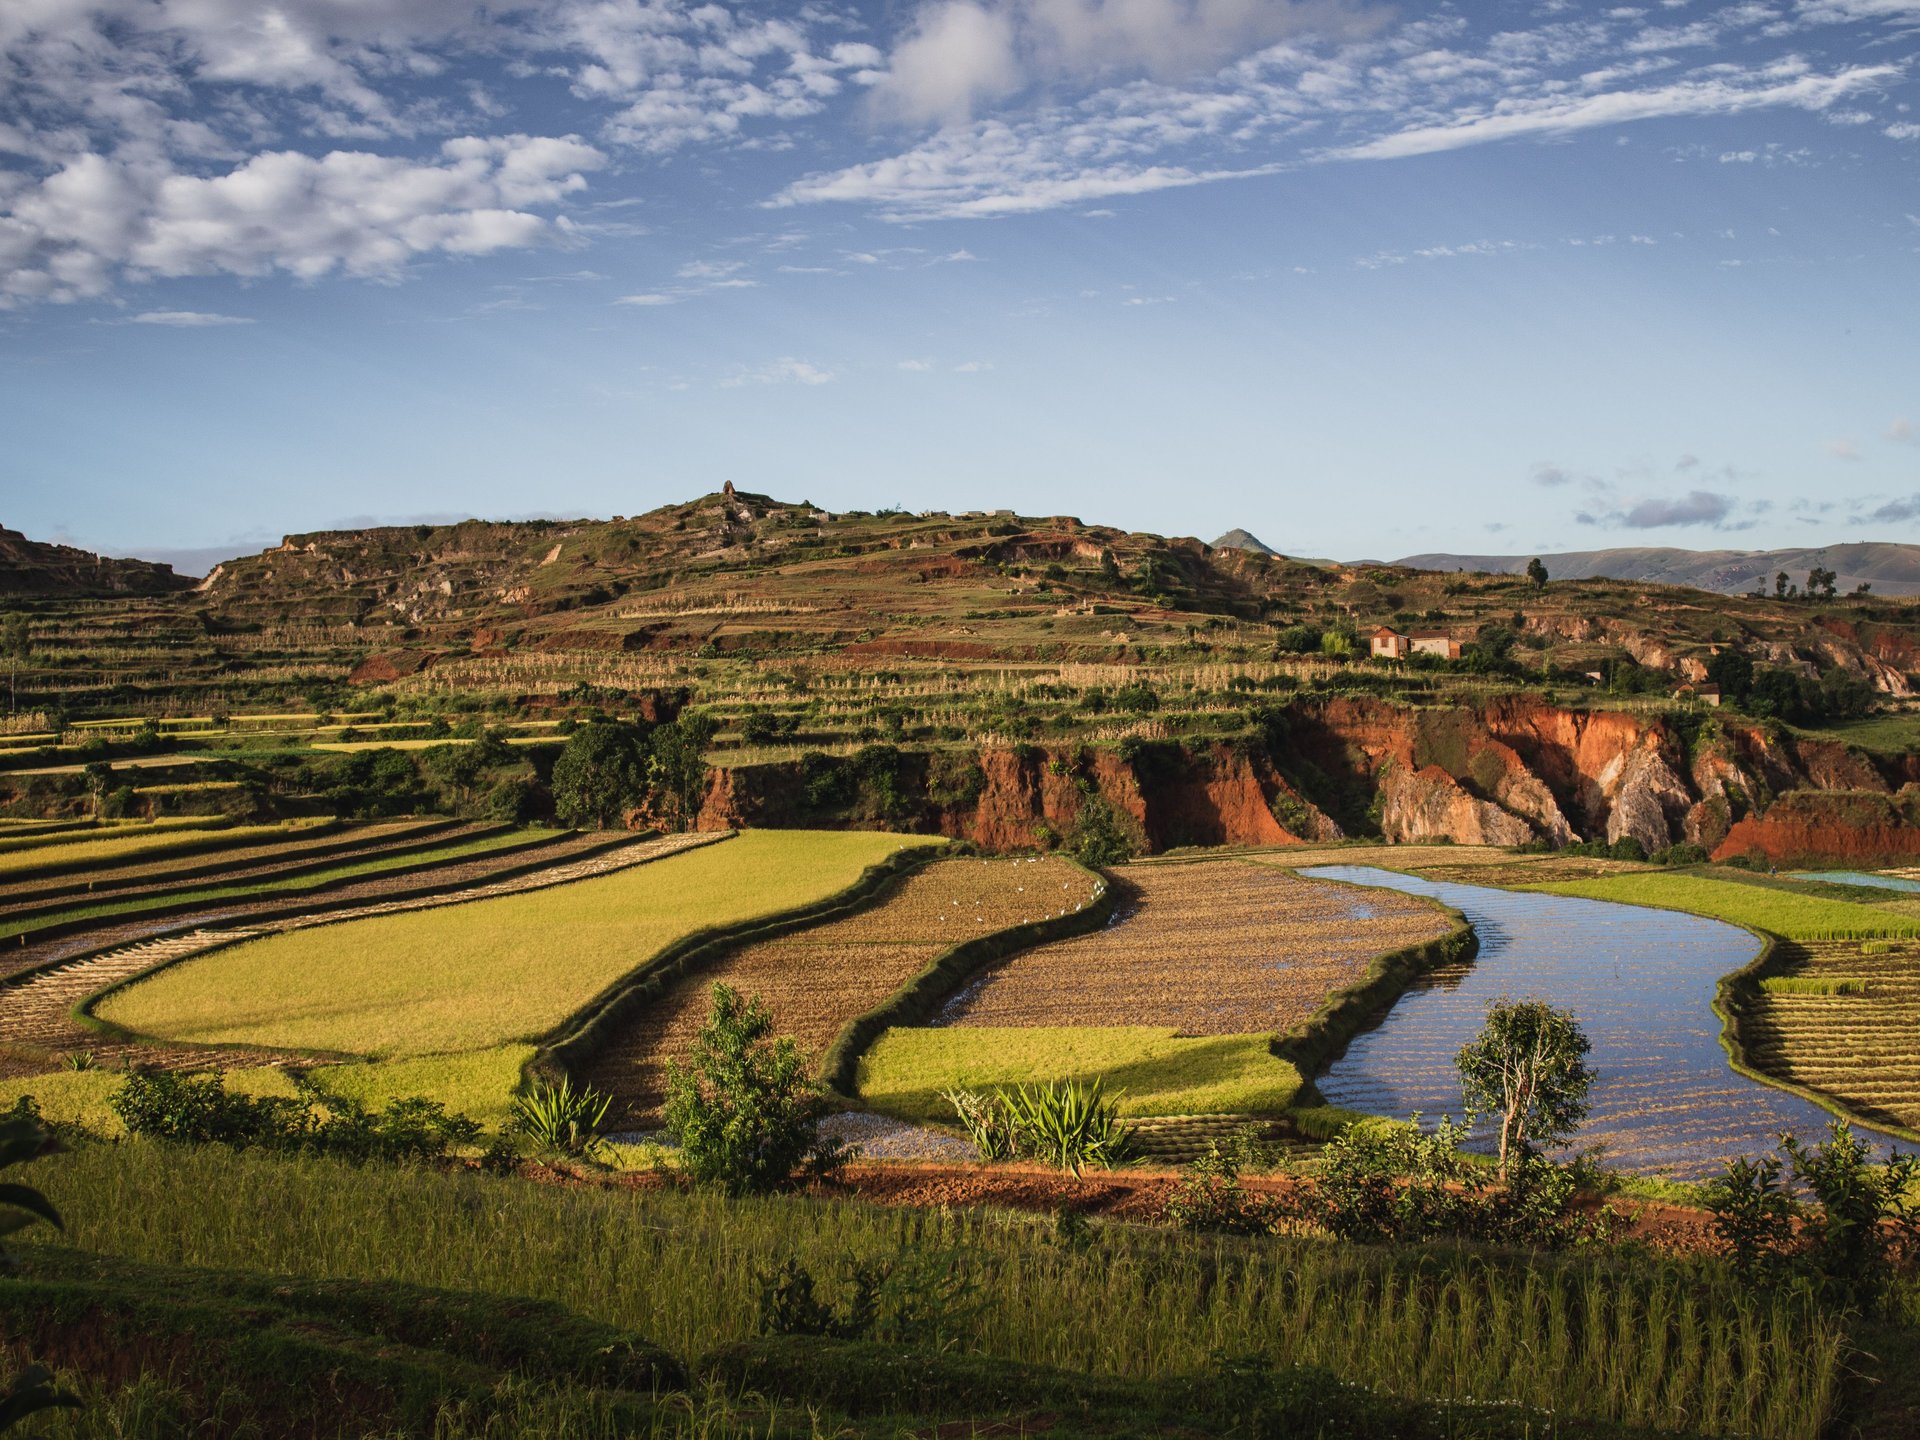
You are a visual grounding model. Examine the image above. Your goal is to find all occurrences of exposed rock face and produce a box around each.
[689,696,1920,863]
[1715,790,1920,866]
[1378,763,1536,846]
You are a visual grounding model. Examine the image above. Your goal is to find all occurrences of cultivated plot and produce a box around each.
[92,829,930,1059]
[1744,939,1920,1134]
[942,861,1451,1033]
[586,855,1096,1123]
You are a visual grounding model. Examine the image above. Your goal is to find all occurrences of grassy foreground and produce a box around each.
[860,1026,1303,1118]
[93,830,934,1058]
[20,1140,1847,1440]
[1521,871,1920,941]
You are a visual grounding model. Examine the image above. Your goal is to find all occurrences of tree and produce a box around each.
[1525,557,1549,589]
[1456,998,1595,1178]
[646,711,717,830]
[81,761,114,819]
[1775,571,1790,600]
[1806,565,1838,601]
[1704,647,1755,701]
[549,721,649,828]
[663,984,841,1196]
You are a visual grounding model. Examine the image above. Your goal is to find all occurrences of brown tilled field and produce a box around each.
[584,856,1099,1124]
[1743,938,1920,1132]
[940,860,1452,1034]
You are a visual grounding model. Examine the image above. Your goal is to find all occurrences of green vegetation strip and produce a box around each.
[0,826,556,943]
[861,1028,1301,1119]
[93,831,933,1059]
[1521,872,1920,941]
[18,1141,1848,1440]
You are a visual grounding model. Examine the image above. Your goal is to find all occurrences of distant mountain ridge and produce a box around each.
[0,526,194,598]
[1389,543,1920,598]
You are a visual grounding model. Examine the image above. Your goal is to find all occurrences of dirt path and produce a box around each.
[0,830,726,1071]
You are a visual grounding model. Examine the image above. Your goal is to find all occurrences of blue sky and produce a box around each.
[1,0,1917,572]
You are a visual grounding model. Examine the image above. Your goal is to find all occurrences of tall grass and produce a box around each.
[25,1140,1846,1439]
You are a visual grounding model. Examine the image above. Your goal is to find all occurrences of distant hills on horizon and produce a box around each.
[1204,532,1920,599]
[1389,543,1920,598]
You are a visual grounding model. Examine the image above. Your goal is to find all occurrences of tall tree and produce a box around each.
[1456,998,1595,1178]
[1525,557,1549,589]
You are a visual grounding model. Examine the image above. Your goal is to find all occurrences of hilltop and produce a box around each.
[1394,543,1920,598]
[0,526,193,598]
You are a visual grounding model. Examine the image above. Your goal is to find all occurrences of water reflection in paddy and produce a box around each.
[1302,865,1893,1180]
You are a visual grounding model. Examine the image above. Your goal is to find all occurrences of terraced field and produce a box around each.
[92,830,928,1061]
[943,861,1450,1032]
[1741,939,1920,1135]
[1,832,715,1075]
[861,860,1455,1124]
[583,855,1097,1124]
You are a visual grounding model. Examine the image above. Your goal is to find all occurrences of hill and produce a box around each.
[1393,544,1920,598]
[1210,528,1278,555]
[0,526,195,598]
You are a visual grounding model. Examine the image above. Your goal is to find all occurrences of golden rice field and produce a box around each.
[0,818,323,877]
[944,861,1451,1032]
[1741,939,1920,1134]
[93,829,933,1060]
[584,855,1097,1122]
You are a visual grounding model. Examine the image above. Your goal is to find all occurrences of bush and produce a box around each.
[1068,795,1136,868]
[1164,1132,1283,1236]
[943,1080,1133,1177]
[1702,1121,1918,1313]
[663,985,843,1196]
[756,1251,983,1349]
[109,1072,479,1164]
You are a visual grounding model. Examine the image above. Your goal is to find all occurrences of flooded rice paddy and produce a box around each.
[1791,869,1920,894]
[1303,866,1893,1179]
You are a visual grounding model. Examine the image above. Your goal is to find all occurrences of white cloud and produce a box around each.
[1889,122,1920,138]
[953,359,993,371]
[1888,418,1918,444]
[128,309,256,325]
[723,356,834,386]
[1827,437,1863,460]
[0,134,604,304]
[870,0,1379,124]
[614,292,677,306]
[1331,65,1900,161]
[897,358,934,370]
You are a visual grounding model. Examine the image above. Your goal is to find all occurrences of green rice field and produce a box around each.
[859,1026,1304,1119]
[94,829,936,1059]
[1521,871,1920,940]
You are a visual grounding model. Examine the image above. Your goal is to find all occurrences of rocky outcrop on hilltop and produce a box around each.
[0,527,193,597]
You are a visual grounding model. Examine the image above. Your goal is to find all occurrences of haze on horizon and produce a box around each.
[1,0,1917,569]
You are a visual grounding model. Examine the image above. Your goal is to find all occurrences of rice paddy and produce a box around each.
[1741,938,1920,1134]
[0,819,324,878]
[857,861,1450,1122]
[92,829,934,1059]
[1521,870,1920,941]
[938,861,1452,1032]
[583,854,1097,1123]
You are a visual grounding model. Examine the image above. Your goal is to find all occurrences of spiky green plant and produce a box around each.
[509,1076,612,1160]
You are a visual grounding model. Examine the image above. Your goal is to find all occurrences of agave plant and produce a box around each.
[945,1079,1133,1176]
[508,1075,613,1160]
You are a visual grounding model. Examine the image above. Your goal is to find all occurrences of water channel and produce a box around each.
[1301,866,1894,1179]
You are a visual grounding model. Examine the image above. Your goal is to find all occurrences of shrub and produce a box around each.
[1703,1154,1798,1290]
[1163,1135,1282,1236]
[109,1072,479,1164]
[756,1251,983,1349]
[663,985,844,1196]
[1068,795,1136,868]
[510,1076,612,1160]
[943,1080,1133,1177]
